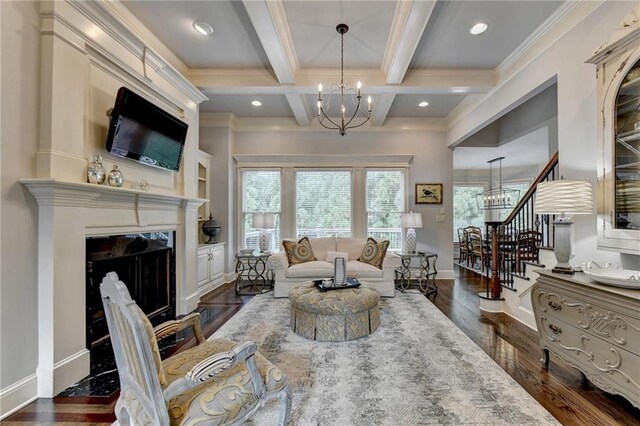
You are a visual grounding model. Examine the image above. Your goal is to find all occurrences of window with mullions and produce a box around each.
[366,170,404,250]
[241,170,281,250]
[296,171,352,238]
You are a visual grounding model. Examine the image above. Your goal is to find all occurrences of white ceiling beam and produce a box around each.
[285,93,312,126]
[371,94,396,127]
[242,0,312,125]
[192,68,495,95]
[371,0,437,126]
[382,1,437,85]
[241,0,298,84]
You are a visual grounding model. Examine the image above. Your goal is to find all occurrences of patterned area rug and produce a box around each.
[211,290,559,425]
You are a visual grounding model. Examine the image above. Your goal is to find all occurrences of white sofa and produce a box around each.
[267,237,400,298]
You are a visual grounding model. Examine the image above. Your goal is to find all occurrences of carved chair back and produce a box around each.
[100,272,170,425]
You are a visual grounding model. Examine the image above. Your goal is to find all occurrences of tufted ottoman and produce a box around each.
[289,281,380,341]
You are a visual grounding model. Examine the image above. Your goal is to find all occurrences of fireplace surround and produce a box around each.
[21,179,204,397]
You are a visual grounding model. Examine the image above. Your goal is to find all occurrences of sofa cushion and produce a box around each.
[326,251,349,263]
[286,261,334,278]
[346,261,384,278]
[358,237,390,269]
[336,237,367,260]
[282,237,316,265]
[308,237,336,262]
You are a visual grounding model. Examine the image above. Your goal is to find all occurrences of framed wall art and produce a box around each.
[415,183,443,205]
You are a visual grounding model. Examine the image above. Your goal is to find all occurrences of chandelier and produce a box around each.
[317,24,372,136]
[475,157,520,210]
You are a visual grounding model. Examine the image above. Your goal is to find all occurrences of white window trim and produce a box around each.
[365,168,408,251]
[238,168,282,250]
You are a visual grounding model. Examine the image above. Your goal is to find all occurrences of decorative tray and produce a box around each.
[313,278,361,292]
[582,261,640,289]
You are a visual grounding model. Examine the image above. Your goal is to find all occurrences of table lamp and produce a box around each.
[401,212,423,253]
[252,212,275,252]
[534,180,593,274]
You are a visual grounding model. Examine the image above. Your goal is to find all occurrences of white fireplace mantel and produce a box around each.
[20,178,205,397]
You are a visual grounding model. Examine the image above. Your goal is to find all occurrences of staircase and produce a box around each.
[479,152,559,330]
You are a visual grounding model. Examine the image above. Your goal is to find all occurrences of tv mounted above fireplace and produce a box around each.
[105,87,188,172]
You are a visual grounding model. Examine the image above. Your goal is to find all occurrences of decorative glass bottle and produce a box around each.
[87,155,106,184]
[107,165,124,187]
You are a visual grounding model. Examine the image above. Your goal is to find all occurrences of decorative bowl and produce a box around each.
[582,261,640,289]
[239,248,254,255]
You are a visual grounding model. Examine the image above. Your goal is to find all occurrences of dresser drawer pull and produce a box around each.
[548,324,563,335]
[548,301,562,311]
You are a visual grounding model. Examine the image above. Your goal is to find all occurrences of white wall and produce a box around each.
[448,2,640,269]
[228,129,455,277]
[0,0,40,408]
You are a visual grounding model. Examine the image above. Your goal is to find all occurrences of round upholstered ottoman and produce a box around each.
[289,281,380,341]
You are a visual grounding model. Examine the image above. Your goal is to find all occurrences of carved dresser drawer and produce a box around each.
[531,270,640,409]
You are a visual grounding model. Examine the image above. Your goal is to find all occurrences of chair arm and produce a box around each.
[382,252,401,269]
[267,251,288,271]
[162,341,266,402]
[153,312,205,344]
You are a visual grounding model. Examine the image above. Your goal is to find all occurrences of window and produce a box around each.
[296,171,351,238]
[241,170,281,250]
[453,185,486,240]
[366,170,404,250]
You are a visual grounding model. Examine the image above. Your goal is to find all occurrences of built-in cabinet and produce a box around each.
[197,150,213,245]
[197,243,225,291]
[588,6,640,255]
[532,270,640,409]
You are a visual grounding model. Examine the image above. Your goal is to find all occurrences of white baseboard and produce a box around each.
[0,373,37,419]
[223,272,235,284]
[36,349,90,398]
[437,270,455,280]
[179,291,201,315]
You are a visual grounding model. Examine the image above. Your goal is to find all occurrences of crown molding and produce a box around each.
[199,114,446,133]
[446,1,605,132]
[234,154,414,168]
[496,1,603,82]
[65,0,207,104]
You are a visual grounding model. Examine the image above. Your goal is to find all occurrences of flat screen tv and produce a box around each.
[105,87,188,171]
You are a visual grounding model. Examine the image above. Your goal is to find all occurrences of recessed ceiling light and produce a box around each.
[418,101,429,108]
[193,21,214,36]
[251,100,262,107]
[469,22,488,35]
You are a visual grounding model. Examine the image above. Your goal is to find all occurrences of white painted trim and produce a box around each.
[479,298,505,313]
[382,1,437,84]
[496,1,583,78]
[446,1,604,134]
[435,270,455,280]
[65,0,207,103]
[0,374,38,420]
[199,113,447,132]
[51,349,90,397]
[224,272,236,284]
[233,154,414,168]
[180,291,201,315]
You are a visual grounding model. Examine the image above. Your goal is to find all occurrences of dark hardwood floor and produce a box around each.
[4,266,639,425]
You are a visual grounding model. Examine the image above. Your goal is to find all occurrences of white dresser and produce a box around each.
[532,270,640,409]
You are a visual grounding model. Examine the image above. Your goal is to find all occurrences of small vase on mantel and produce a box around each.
[107,165,124,187]
[87,155,106,184]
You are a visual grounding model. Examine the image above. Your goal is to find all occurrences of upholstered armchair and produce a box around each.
[100,272,291,425]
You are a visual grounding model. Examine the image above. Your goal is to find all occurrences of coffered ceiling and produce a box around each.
[122,0,565,128]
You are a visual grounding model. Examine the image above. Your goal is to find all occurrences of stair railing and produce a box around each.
[484,152,559,293]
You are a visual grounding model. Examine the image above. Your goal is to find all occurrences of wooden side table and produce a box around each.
[394,251,438,296]
[235,251,274,295]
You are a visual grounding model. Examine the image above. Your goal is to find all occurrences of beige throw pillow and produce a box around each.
[282,237,316,265]
[358,237,390,270]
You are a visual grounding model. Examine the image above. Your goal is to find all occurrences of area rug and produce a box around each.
[210,290,559,425]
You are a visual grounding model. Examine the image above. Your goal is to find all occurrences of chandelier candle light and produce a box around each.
[476,157,520,212]
[252,212,275,253]
[317,24,372,136]
[534,180,594,274]
[401,212,423,253]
